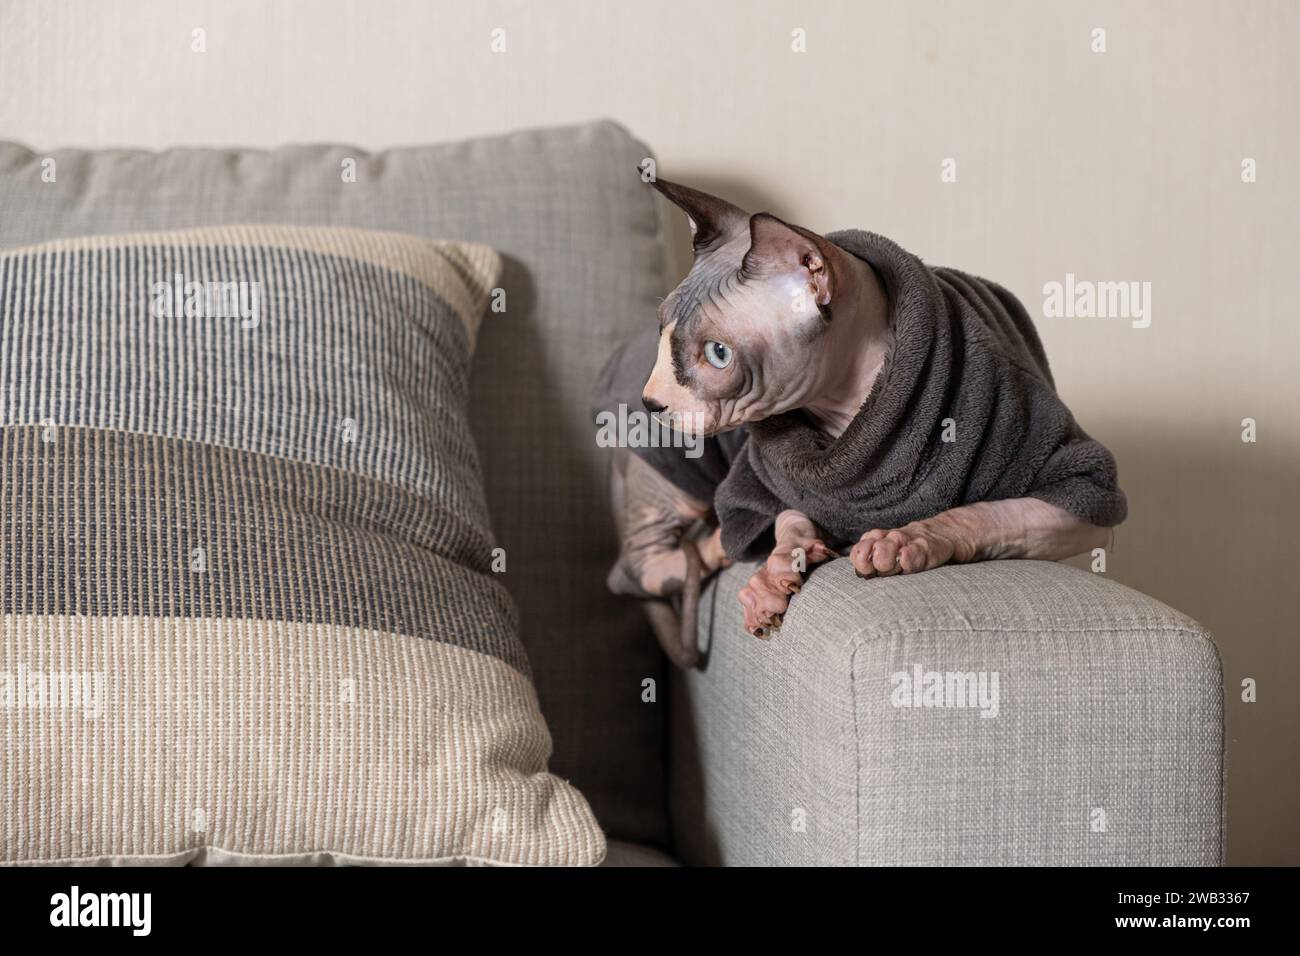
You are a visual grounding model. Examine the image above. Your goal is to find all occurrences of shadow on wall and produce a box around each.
[1092,417,1298,867]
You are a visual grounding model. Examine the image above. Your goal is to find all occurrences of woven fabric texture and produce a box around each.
[0,226,605,866]
[671,559,1223,866]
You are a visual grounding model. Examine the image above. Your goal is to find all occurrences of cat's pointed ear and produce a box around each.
[741,213,838,313]
[644,175,751,254]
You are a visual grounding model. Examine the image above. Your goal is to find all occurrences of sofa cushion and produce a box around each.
[0,121,670,844]
[0,225,605,866]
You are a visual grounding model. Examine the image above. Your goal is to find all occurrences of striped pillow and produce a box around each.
[0,225,604,866]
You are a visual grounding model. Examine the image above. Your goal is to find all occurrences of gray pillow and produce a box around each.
[0,224,605,866]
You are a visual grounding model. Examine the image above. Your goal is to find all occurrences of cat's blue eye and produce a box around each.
[704,341,733,369]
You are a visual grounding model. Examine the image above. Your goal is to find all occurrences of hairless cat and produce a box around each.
[596,176,1125,667]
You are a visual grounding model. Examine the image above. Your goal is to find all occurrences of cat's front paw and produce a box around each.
[849,521,966,578]
[737,531,833,638]
[737,569,791,639]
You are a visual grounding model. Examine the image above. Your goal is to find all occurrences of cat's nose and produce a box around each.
[642,395,667,414]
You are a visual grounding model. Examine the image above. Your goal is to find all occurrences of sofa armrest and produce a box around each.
[668,559,1223,866]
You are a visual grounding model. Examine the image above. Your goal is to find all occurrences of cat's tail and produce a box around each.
[640,536,703,670]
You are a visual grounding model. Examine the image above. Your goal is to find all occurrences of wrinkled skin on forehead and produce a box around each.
[641,200,846,436]
[645,233,833,435]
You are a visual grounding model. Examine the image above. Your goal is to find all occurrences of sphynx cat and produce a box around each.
[604,177,1112,665]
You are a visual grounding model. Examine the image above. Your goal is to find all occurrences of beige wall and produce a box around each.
[2,0,1296,864]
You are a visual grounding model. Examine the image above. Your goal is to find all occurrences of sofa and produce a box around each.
[0,119,1224,866]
